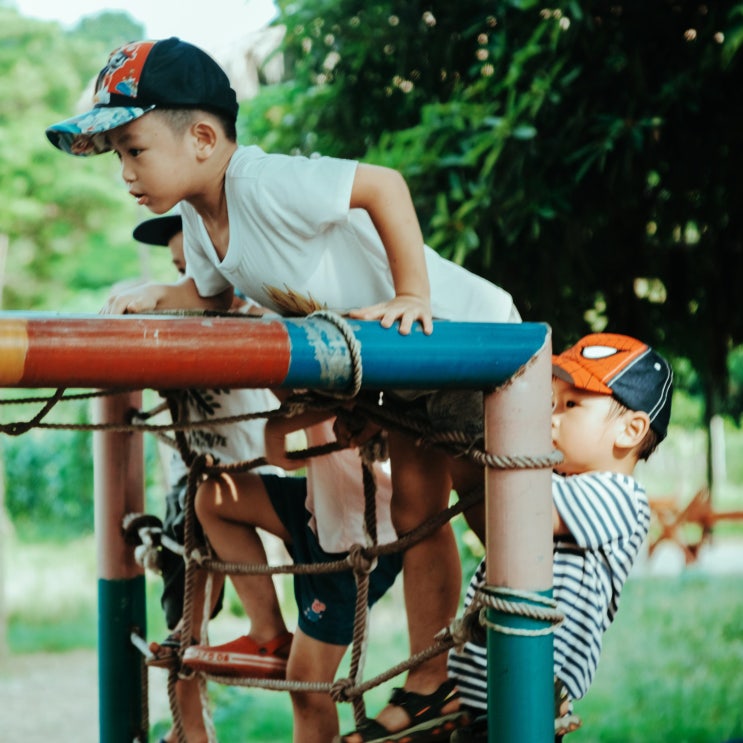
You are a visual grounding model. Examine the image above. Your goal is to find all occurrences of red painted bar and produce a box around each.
[0,315,292,388]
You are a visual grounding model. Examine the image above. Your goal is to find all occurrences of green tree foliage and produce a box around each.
[0,7,153,312]
[3,417,95,538]
[71,10,144,51]
[247,0,743,425]
[0,8,159,535]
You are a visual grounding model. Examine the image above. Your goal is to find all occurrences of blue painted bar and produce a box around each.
[487,591,555,741]
[285,318,549,390]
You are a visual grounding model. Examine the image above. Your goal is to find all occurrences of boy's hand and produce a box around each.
[101,284,164,315]
[264,417,308,471]
[348,293,433,335]
[333,409,382,448]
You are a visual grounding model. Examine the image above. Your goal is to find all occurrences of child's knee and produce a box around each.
[194,477,220,522]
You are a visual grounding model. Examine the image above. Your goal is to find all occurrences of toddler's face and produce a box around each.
[551,377,624,475]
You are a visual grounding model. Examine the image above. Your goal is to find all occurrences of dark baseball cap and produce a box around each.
[46,37,238,156]
[132,214,183,246]
[552,333,674,440]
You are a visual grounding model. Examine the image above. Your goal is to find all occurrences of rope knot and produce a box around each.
[359,430,389,464]
[330,677,355,703]
[474,585,564,637]
[346,543,377,575]
[447,610,486,652]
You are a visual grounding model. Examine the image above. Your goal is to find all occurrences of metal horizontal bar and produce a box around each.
[0,312,548,390]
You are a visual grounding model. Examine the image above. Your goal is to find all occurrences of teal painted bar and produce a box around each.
[98,576,146,743]
[285,318,549,390]
[487,590,555,743]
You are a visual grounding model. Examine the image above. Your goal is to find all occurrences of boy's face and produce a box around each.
[107,113,192,215]
[167,231,186,275]
[551,377,627,476]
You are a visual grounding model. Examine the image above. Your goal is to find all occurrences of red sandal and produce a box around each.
[182,630,293,678]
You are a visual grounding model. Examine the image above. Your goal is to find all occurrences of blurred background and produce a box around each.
[1,1,742,740]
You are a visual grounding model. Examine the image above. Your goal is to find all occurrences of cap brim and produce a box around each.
[133,215,182,246]
[46,104,155,156]
[551,356,613,395]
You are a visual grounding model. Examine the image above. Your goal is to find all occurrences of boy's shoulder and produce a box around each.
[553,469,645,499]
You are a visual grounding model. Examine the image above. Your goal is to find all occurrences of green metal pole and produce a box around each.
[484,335,554,742]
[94,392,146,743]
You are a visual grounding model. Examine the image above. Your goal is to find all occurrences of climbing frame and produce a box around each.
[0,311,556,743]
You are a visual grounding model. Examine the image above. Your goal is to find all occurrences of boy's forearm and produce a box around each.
[156,279,233,312]
[101,278,233,315]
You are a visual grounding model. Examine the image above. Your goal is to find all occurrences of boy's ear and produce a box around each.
[615,410,651,450]
[191,119,219,158]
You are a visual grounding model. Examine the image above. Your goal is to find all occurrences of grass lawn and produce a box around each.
[3,534,743,742]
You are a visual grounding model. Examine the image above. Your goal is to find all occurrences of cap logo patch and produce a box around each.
[94,41,155,105]
[581,345,620,360]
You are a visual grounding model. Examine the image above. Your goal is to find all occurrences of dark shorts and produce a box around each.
[160,474,224,630]
[262,474,403,646]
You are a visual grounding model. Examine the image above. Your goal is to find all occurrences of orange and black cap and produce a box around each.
[552,333,673,440]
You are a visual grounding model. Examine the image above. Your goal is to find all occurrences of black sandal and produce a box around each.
[335,679,470,742]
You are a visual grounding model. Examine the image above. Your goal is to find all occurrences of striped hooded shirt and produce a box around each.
[448,470,650,710]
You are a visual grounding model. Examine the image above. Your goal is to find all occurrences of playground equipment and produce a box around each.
[648,487,743,564]
[0,311,558,743]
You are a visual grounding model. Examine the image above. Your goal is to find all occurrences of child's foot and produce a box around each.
[182,631,293,678]
[147,629,195,669]
[335,679,470,742]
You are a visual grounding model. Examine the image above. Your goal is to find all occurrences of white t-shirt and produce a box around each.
[448,470,650,708]
[169,385,282,485]
[182,146,519,323]
[304,420,396,553]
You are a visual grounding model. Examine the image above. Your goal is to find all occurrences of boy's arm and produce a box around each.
[346,163,433,335]
[553,505,571,537]
[101,277,233,315]
[264,405,337,471]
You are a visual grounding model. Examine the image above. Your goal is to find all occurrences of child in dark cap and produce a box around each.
[448,332,673,739]
[132,213,283,743]
[48,37,520,742]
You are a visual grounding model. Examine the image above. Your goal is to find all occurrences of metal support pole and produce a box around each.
[484,335,554,743]
[94,391,146,743]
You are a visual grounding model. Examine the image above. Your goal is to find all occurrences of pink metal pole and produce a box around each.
[93,391,147,742]
[484,334,554,742]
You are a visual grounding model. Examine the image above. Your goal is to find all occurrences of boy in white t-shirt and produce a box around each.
[47,37,520,741]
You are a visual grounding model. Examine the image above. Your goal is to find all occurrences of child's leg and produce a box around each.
[195,472,290,642]
[450,457,487,544]
[372,430,462,732]
[286,629,347,743]
[160,675,210,743]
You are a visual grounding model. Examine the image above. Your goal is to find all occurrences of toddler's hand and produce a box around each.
[348,294,433,335]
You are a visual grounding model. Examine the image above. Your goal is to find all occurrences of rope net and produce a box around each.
[0,314,562,743]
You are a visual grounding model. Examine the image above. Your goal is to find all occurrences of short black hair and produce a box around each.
[156,107,237,142]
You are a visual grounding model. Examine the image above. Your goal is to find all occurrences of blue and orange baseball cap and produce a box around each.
[552,333,673,439]
[46,37,238,156]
